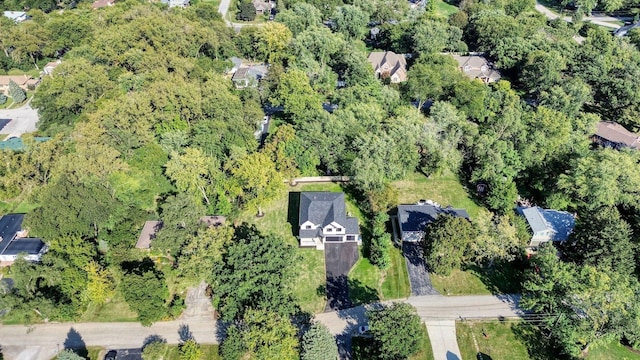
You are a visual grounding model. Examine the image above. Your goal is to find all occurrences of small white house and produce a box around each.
[0,214,47,263]
[298,192,360,250]
[516,207,575,249]
[3,11,28,23]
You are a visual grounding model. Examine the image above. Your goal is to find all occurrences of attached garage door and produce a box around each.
[325,236,343,242]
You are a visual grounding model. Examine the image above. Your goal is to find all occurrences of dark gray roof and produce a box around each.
[2,238,45,255]
[345,217,360,235]
[299,192,347,227]
[0,214,25,255]
[398,204,469,232]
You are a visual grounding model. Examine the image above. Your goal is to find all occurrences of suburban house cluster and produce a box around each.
[0,214,47,263]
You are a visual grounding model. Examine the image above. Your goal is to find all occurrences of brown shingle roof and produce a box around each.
[451,55,501,83]
[0,75,39,87]
[595,121,640,149]
[135,221,163,249]
[367,51,407,83]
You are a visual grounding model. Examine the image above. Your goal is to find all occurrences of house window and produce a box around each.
[326,228,332,232]
[306,225,311,229]
[336,228,343,232]
[347,235,356,241]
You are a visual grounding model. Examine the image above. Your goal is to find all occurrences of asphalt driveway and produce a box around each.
[402,243,439,296]
[325,242,359,311]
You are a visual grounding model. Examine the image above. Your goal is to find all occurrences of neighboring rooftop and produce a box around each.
[614,22,640,37]
[516,207,575,242]
[92,0,116,9]
[593,121,640,149]
[135,220,163,249]
[451,54,501,83]
[0,214,46,262]
[397,202,470,242]
[0,137,51,152]
[3,11,27,22]
[0,75,39,88]
[367,51,408,83]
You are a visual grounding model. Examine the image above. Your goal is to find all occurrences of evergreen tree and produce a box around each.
[301,323,338,360]
[8,80,26,104]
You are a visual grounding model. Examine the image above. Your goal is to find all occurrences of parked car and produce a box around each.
[104,350,117,360]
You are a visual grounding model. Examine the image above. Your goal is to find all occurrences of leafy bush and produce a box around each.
[0,94,7,105]
[236,0,256,21]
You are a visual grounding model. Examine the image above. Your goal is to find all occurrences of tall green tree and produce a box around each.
[212,224,297,321]
[228,152,285,216]
[121,259,170,326]
[365,303,424,360]
[301,323,338,360]
[422,214,478,276]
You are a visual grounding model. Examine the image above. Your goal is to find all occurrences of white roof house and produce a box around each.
[3,11,28,23]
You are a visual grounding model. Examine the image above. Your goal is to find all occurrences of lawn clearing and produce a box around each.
[586,340,640,360]
[392,171,482,219]
[457,320,530,360]
[431,269,491,296]
[237,182,365,314]
[434,0,458,17]
[431,263,523,296]
[349,245,410,305]
[80,290,138,322]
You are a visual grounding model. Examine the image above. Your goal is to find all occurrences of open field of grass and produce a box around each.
[56,345,221,360]
[435,0,458,17]
[457,320,530,360]
[349,245,410,305]
[80,291,138,322]
[586,341,640,360]
[52,347,104,360]
[392,171,483,219]
[431,263,524,296]
[431,269,492,296]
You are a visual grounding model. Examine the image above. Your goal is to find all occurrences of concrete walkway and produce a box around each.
[425,320,462,360]
[0,101,39,139]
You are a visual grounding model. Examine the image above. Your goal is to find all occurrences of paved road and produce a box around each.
[534,1,622,29]
[425,320,462,360]
[1,318,218,360]
[407,294,524,320]
[0,102,39,139]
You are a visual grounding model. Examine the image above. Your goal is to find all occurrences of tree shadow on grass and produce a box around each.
[512,322,561,360]
[287,192,300,237]
[348,278,379,307]
[63,327,88,358]
[462,258,526,295]
[476,352,493,360]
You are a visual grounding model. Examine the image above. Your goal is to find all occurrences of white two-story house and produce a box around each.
[298,192,360,250]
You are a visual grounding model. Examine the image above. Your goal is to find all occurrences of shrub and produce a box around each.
[0,94,7,105]
[9,80,26,104]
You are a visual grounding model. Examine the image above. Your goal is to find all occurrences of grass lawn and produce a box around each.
[80,291,138,322]
[349,245,410,305]
[237,182,365,314]
[431,269,491,296]
[457,320,530,360]
[410,324,435,360]
[431,263,523,296]
[434,0,458,17]
[586,341,640,360]
[392,171,482,219]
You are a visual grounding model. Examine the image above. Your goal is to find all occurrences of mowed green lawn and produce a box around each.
[57,345,221,360]
[457,321,530,360]
[586,341,640,360]
[392,171,482,218]
[349,245,410,305]
[434,0,458,17]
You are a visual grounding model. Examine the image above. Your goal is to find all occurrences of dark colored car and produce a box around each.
[104,350,117,360]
